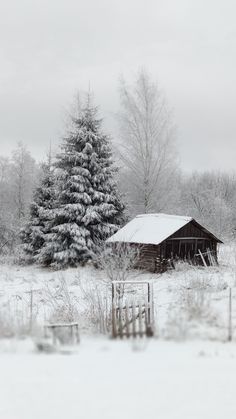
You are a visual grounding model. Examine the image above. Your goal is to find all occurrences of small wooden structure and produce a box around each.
[44,322,80,345]
[112,281,154,338]
[107,213,223,273]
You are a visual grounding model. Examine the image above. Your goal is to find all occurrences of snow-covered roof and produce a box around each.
[106,213,221,245]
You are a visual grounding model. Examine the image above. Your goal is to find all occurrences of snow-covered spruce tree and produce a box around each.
[41,98,125,268]
[21,157,56,263]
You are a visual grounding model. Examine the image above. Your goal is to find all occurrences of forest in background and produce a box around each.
[1,70,236,261]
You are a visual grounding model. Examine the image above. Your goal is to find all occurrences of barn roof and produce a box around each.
[107,213,222,245]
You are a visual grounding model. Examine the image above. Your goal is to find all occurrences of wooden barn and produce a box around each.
[106,213,223,273]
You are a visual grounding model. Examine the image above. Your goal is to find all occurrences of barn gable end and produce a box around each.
[169,220,212,240]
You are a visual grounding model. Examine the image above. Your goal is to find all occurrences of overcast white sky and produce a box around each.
[0,0,236,171]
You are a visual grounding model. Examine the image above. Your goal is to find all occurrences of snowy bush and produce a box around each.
[174,261,197,272]
[44,275,79,324]
[181,288,210,321]
[165,310,188,340]
[78,278,111,334]
[0,299,40,339]
[184,272,228,292]
[95,242,140,283]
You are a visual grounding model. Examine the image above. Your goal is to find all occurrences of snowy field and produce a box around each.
[1,244,236,418]
[0,244,236,340]
[1,338,236,419]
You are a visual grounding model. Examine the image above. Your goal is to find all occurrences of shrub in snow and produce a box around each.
[78,279,111,334]
[40,97,125,268]
[0,244,26,266]
[165,310,188,340]
[0,302,40,339]
[95,242,140,283]
[44,275,79,324]
[180,287,211,321]
[184,273,228,292]
[174,261,197,272]
[35,339,56,353]
[184,276,210,291]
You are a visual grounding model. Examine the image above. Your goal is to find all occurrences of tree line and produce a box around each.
[0,70,235,265]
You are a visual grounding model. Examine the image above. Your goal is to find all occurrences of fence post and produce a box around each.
[76,324,80,343]
[112,283,117,338]
[148,283,151,327]
[125,299,130,338]
[138,300,143,337]
[228,287,232,342]
[132,300,136,338]
[29,289,33,333]
[119,298,123,339]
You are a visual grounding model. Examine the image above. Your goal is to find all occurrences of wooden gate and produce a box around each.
[111,281,154,339]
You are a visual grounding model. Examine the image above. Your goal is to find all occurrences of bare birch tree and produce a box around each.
[0,157,13,250]
[179,171,236,239]
[118,69,179,215]
[11,142,37,222]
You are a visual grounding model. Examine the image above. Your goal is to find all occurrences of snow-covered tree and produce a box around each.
[21,155,56,262]
[41,96,125,268]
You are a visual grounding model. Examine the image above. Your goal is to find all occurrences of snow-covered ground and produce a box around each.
[1,338,236,419]
[0,243,236,340]
[1,243,236,418]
